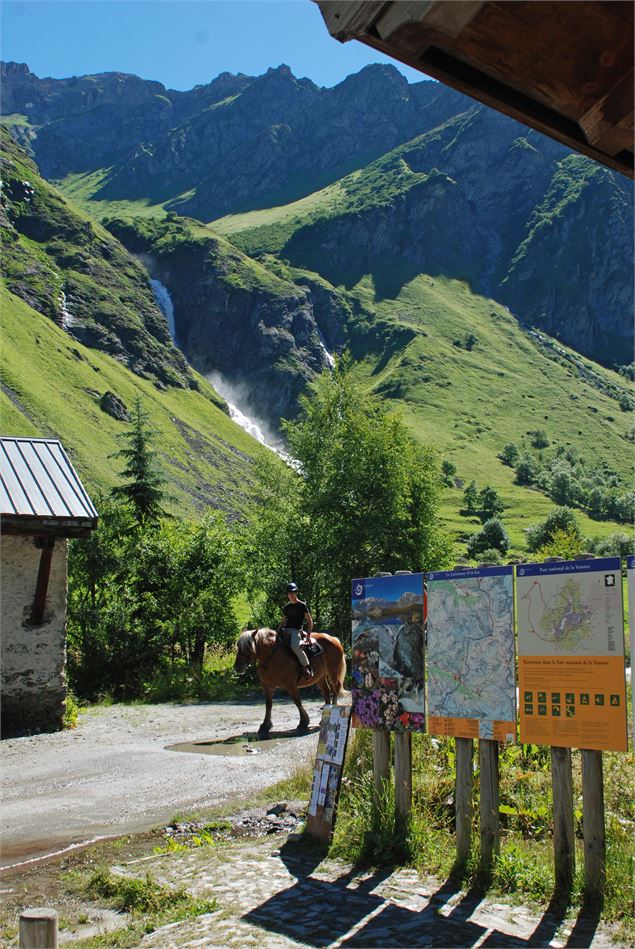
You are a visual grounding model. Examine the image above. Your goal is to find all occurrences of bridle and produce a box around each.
[251,627,282,670]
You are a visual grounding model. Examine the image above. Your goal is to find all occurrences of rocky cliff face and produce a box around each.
[105,217,334,426]
[2,60,632,373]
[0,130,190,387]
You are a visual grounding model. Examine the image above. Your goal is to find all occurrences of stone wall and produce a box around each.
[1,534,68,735]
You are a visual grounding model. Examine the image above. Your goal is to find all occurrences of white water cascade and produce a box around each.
[206,371,297,466]
[59,291,76,329]
[150,279,178,344]
[316,327,335,369]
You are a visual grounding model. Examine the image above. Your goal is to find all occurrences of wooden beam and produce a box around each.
[579,68,634,155]
[31,537,55,626]
[317,1,387,42]
[376,1,485,42]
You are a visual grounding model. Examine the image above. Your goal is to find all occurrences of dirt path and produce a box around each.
[0,698,323,869]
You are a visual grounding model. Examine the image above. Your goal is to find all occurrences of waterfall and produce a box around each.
[150,279,178,344]
[59,291,76,329]
[207,371,297,467]
[316,327,335,369]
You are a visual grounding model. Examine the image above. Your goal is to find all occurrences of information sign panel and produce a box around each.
[306,704,352,842]
[427,565,516,741]
[351,574,425,732]
[627,555,634,748]
[517,558,627,751]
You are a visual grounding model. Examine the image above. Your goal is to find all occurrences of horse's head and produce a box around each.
[234,629,258,674]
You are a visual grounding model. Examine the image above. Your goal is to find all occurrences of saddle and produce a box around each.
[277,629,323,661]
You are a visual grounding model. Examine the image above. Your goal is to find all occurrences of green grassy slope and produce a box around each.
[341,271,632,548]
[0,285,272,517]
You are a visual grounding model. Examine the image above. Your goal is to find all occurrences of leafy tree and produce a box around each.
[547,464,580,507]
[466,518,509,558]
[462,480,479,514]
[531,430,550,448]
[278,355,451,640]
[591,531,634,559]
[515,453,538,485]
[535,528,585,560]
[525,507,582,553]
[499,442,519,467]
[477,485,505,523]
[441,459,457,487]
[111,396,167,527]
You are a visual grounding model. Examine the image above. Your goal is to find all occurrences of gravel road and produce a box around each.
[0,697,323,870]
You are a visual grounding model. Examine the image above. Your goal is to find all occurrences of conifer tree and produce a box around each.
[111,396,167,527]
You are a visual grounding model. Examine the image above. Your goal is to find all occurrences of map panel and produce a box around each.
[351,574,425,733]
[517,558,627,751]
[517,558,624,657]
[427,566,516,741]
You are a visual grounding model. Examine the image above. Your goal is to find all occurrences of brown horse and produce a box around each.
[234,628,347,736]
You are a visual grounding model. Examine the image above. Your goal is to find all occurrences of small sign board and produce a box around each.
[427,565,516,741]
[351,574,425,732]
[306,704,352,842]
[517,558,627,751]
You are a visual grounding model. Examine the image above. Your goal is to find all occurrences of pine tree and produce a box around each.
[111,396,167,527]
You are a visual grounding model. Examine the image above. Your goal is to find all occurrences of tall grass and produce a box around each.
[330,730,635,926]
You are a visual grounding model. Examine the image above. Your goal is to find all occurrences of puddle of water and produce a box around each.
[166,728,318,757]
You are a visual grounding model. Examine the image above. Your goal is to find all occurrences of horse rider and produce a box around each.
[280,582,314,679]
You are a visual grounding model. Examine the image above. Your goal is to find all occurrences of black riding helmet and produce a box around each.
[286,582,298,593]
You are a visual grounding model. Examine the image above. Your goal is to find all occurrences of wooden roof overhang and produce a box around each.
[0,515,96,539]
[316,0,634,178]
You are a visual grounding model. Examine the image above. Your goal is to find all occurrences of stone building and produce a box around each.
[1,437,97,735]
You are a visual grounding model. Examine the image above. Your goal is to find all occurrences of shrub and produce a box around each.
[466,518,510,558]
[591,532,635,559]
[535,528,585,560]
[499,442,520,467]
[515,453,538,485]
[441,459,457,487]
[526,507,582,553]
[531,429,550,448]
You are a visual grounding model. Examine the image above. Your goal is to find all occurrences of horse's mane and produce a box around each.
[236,627,277,659]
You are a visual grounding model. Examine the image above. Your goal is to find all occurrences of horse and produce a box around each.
[234,627,348,736]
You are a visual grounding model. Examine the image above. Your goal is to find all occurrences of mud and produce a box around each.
[0,697,323,870]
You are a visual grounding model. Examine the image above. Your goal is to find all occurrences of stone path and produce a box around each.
[131,835,617,949]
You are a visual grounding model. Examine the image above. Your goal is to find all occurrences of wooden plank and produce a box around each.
[31,539,55,626]
[377,0,485,40]
[394,731,412,825]
[582,749,606,904]
[318,1,386,42]
[551,746,575,892]
[479,738,499,873]
[373,729,391,806]
[455,737,473,865]
[579,68,634,154]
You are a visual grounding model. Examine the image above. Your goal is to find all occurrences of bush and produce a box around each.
[526,507,582,553]
[535,528,585,560]
[499,442,519,467]
[591,532,635,559]
[531,430,550,448]
[515,453,538,485]
[466,518,510,558]
[441,459,457,487]
[478,485,505,522]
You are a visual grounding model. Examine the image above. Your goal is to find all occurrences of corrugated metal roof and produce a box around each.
[0,437,98,522]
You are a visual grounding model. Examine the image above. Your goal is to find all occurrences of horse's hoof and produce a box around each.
[258,725,271,738]
[297,722,310,734]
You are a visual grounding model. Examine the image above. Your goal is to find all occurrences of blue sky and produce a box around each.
[1,1,429,90]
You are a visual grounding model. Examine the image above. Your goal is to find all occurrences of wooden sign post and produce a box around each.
[394,731,412,827]
[373,730,391,806]
[543,558,575,892]
[455,736,473,865]
[479,738,500,873]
